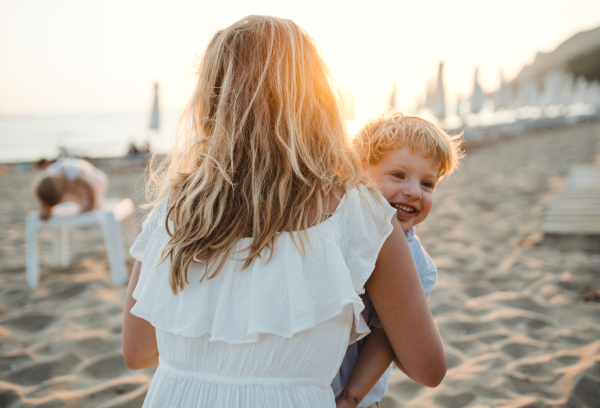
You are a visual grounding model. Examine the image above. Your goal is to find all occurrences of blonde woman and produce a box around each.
[122,15,446,408]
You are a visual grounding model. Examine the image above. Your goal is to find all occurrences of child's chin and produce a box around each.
[397,214,420,231]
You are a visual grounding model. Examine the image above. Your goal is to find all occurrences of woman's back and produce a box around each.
[122,15,445,408]
[129,187,396,407]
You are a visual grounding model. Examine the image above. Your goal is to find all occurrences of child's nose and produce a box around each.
[403,182,421,200]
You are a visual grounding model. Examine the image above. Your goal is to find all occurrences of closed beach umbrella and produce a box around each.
[433,62,446,119]
[516,70,539,107]
[542,70,562,106]
[586,81,600,106]
[495,70,512,109]
[470,67,485,113]
[388,79,397,113]
[150,83,160,130]
[572,76,588,103]
[425,80,435,111]
[561,73,574,105]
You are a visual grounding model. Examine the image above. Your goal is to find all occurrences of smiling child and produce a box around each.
[333,113,463,408]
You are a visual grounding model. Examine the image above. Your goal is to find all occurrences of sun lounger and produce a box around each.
[25,198,134,287]
[543,164,600,251]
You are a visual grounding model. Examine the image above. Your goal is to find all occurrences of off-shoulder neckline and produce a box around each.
[161,189,352,242]
[234,190,349,242]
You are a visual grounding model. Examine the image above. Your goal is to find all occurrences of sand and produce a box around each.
[1,122,600,408]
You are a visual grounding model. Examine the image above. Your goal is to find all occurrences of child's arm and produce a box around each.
[335,328,395,408]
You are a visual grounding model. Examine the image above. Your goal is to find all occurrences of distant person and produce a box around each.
[333,113,463,408]
[122,16,446,408]
[32,157,108,220]
[35,158,51,169]
[127,142,140,156]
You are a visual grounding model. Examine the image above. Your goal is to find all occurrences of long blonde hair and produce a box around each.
[147,15,367,294]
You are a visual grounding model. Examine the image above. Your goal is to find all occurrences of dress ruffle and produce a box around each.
[130,186,395,345]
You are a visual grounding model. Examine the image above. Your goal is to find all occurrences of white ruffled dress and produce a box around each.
[129,186,395,408]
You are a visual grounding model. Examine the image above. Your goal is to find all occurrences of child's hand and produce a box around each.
[335,399,358,408]
[335,390,359,408]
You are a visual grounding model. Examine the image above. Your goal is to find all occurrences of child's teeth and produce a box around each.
[394,204,415,213]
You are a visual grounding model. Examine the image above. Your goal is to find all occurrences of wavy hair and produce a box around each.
[146,15,368,294]
[353,113,464,180]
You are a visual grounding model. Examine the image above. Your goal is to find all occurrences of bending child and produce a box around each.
[333,113,463,408]
[32,157,108,220]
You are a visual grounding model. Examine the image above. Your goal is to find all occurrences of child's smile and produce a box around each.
[367,146,440,231]
[390,202,418,220]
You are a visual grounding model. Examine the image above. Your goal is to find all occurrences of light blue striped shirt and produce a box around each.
[331,227,437,407]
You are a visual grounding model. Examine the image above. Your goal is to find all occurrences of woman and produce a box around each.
[122,15,445,408]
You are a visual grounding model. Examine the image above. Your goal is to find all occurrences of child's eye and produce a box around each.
[422,181,435,189]
[392,172,405,180]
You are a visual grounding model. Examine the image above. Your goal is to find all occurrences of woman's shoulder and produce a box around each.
[334,184,395,229]
[145,193,171,222]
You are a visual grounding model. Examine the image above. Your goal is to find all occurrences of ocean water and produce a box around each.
[0,112,178,164]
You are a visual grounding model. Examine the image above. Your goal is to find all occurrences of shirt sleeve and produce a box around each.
[408,234,437,298]
[360,293,383,329]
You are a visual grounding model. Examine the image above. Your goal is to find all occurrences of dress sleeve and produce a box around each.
[332,186,395,344]
[341,185,396,295]
[129,197,169,262]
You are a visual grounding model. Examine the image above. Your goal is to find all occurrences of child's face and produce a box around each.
[367,146,440,231]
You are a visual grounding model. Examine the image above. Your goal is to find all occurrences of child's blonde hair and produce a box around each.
[148,15,368,293]
[354,113,463,180]
[33,173,65,207]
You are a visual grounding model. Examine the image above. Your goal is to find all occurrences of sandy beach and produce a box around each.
[1,122,600,407]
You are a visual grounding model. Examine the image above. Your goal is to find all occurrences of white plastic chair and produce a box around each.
[26,198,134,288]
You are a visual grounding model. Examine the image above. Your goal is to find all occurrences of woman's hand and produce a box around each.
[122,260,159,369]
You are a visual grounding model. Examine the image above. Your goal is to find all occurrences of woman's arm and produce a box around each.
[122,260,159,370]
[336,328,395,408]
[366,216,446,388]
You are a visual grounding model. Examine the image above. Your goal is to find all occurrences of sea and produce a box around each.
[2,105,598,165]
[0,112,178,164]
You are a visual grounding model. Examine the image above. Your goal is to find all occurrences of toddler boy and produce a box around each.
[333,113,463,408]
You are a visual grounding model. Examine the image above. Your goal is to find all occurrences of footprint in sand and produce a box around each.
[0,387,21,408]
[72,336,121,359]
[0,352,80,386]
[74,381,148,408]
[36,282,88,302]
[386,381,425,401]
[0,353,33,373]
[501,341,541,359]
[79,350,130,379]
[434,391,476,408]
[2,312,56,332]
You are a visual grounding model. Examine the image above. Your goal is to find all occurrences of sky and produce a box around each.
[1,0,600,127]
